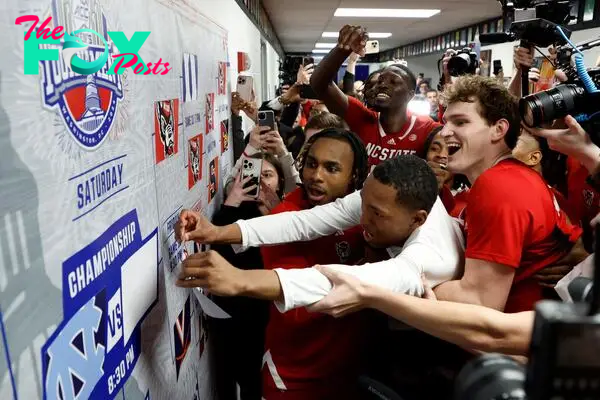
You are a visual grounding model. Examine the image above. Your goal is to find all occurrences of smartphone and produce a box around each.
[302,56,315,67]
[241,156,262,198]
[365,40,380,54]
[298,84,318,100]
[258,110,276,131]
[493,60,503,75]
[236,74,254,102]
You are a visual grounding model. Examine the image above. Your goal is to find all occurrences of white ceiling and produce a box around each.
[262,0,503,53]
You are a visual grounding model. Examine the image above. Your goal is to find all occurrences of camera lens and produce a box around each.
[454,354,526,400]
[519,84,584,127]
[258,111,265,120]
[447,53,473,77]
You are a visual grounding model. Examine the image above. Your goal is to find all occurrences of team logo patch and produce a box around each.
[335,241,351,263]
[40,0,124,151]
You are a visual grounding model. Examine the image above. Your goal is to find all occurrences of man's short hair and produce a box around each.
[443,75,520,149]
[372,155,439,213]
[426,89,438,95]
[305,112,348,131]
[387,64,417,91]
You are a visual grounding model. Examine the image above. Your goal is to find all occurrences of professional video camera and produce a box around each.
[453,226,600,400]
[482,1,577,96]
[446,48,479,77]
[519,35,600,136]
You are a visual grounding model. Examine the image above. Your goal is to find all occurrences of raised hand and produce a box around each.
[337,25,369,57]
[225,173,258,207]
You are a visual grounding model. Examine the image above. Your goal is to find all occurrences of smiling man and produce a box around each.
[310,25,440,168]
[433,75,583,313]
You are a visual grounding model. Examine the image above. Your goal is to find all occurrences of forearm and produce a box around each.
[212,223,243,244]
[279,152,301,194]
[342,71,355,94]
[434,280,492,308]
[311,48,351,96]
[508,71,522,97]
[366,287,533,356]
[239,269,284,301]
[236,191,361,248]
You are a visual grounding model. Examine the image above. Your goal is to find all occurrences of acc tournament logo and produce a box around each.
[35,0,123,151]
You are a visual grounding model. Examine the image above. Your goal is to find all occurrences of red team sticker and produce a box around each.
[205,93,214,134]
[208,156,219,204]
[154,99,179,164]
[218,62,227,95]
[188,134,203,189]
[220,119,229,154]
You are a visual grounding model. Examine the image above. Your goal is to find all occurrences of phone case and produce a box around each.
[237,75,254,102]
[241,157,262,198]
[258,111,276,131]
[365,40,379,54]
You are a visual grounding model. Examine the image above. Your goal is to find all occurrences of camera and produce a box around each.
[519,32,600,135]
[446,48,479,77]
[481,1,574,47]
[454,226,600,400]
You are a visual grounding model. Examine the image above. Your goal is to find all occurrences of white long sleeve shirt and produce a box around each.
[236,191,465,312]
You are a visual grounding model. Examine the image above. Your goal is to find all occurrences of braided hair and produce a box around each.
[296,128,369,191]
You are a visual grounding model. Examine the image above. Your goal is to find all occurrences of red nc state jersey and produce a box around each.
[260,188,371,398]
[345,96,440,168]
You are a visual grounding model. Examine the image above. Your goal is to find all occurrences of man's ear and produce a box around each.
[492,118,510,142]
[527,150,543,167]
[411,210,428,229]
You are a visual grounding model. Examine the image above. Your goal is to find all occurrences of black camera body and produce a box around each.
[447,48,479,77]
[491,0,574,46]
[455,301,600,400]
[526,300,600,400]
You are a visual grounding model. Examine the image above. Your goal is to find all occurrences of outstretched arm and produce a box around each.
[175,191,362,247]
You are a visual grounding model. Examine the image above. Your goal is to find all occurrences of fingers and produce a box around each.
[421,273,437,300]
[176,278,209,288]
[241,184,258,195]
[314,265,342,283]
[175,209,198,242]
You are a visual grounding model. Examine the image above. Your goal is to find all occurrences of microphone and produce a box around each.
[568,277,594,303]
[479,32,517,44]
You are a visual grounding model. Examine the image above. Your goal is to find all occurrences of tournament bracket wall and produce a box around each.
[1,0,232,399]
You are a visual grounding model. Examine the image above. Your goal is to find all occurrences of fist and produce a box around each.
[338,25,369,56]
[175,209,219,244]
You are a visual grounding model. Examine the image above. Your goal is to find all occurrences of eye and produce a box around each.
[326,166,339,173]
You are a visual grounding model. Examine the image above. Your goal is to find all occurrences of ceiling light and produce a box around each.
[322,32,392,39]
[334,8,440,18]
[315,42,337,48]
[312,49,330,54]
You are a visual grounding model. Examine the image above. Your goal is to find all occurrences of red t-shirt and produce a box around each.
[260,188,370,399]
[440,185,470,218]
[566,156,599,230]
[464,159,582,313]
[345,96,440,168]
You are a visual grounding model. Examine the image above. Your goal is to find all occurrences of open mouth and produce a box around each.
[447,142,462,156]
[307,186,326,202]
[376,92,391,100]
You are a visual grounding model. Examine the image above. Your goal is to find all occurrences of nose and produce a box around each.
[440,125,453,138]
[311,166,325,183]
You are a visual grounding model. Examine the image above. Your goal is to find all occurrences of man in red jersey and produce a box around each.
[178,128,377,400]
[433,75,585,313]
[259,128,375,400]
[310,25,440,168]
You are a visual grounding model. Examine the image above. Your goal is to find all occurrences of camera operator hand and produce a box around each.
[338,25,369,57]
[514,46,534,71]
[528,115,600,174]
[231,92,245,116]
